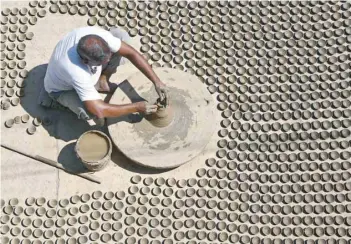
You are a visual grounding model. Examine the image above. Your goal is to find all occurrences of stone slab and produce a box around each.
[107,68,217,169]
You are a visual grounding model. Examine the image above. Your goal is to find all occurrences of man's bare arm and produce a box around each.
[84,100,157,118]
[117,42,162,85]
[117,42,169,105]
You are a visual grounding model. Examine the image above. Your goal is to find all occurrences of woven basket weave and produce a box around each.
[75,130,112,172]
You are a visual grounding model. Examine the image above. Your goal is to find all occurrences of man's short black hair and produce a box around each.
[77,34,111,65]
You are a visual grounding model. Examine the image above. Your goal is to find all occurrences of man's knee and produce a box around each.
[55,90,95,121]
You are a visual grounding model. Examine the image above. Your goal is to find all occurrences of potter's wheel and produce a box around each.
[107,68,216,169]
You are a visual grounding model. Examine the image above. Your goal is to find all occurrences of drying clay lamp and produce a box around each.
[107,68,217,169]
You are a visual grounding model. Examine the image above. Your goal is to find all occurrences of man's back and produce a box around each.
[44,27,121,101]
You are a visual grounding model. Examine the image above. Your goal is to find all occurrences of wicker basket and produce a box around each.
[75,130,112,172]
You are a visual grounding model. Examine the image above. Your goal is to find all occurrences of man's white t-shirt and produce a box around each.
[44,27,121,101]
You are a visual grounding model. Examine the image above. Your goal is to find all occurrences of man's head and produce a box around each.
[77,34,111,66]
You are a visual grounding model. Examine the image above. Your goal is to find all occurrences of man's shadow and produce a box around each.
[22,64,166,174]
[21,64,98,142]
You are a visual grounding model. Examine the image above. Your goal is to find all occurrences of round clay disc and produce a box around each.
[107,68,216,169]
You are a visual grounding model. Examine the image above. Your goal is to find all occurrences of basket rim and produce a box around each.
[75,130,112,164]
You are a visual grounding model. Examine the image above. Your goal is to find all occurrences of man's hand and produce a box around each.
[154,82,169,106]
[136,101,158,115]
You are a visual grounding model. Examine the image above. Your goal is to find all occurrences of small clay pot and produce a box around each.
[0,71,6,80]
[67,227,77,237]
[25,197,36,206]
[115,191,125,199]
[77,236,88,244]
[20,16,28,24]
[104,191,114,200]
[7,60,16,69]
[46,209,56,218]
[38,0,47,8]
[68,207,79,215]
[89,221,100,231]
[6,79,15,88]
[55,228,65,237]
[21,114,30,123]
[18,34,26,43]
[6,88,15,97]
[9,70,18,79]
[55,218,65,227]
[47,199,57,208]
[101,212,112,221]
[9,16,18,24]
[44,229,54,239]
[19,25,28,33]
[79,204,89,213]
[0,25,8,35]
[22,228,32,238]
[69,6,78,15]
[80,193,90,202]
[9,25,18,33]
[67,217,77,226]
[17,52,25,60]
[0,16,8,26]
[58,4,68,13]
[78,6,88,15]
[20,7,28,15]
[107,18,117,27]
[70,194,80,204]
[2,8,11,16]
[6,51,15,60]
[92,190,102,199]
[33,229,43,238]
[26,32,34,40]
[29,16,37,25]
[29,0,38,7]
[6,43,16,52]
[0,35,6,44]
[97,17,107,26]
[36,207,46,216]
[21,218,31,227]
[50,4,59,13]
[88,7,98,16]
[35,197,45,206]
[14,116,21,124]
[5,119,14,128]
[1,100,10,110]
[17,60,26,69]
[130,175,141,184]
[27,125,37,135]
[32,218,43,228]
[16,43,26,52]
[19,70,28,78]
[87,17,97,26]
[91,200,101,210]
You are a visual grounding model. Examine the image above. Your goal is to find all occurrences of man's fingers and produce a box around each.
[146,104,158,114]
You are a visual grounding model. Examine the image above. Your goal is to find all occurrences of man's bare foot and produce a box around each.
[96,74,111,93]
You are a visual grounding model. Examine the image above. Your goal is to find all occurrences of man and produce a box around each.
[43,26,168,125]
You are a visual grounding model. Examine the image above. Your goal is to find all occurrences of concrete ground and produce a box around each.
[1,1,350,243]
